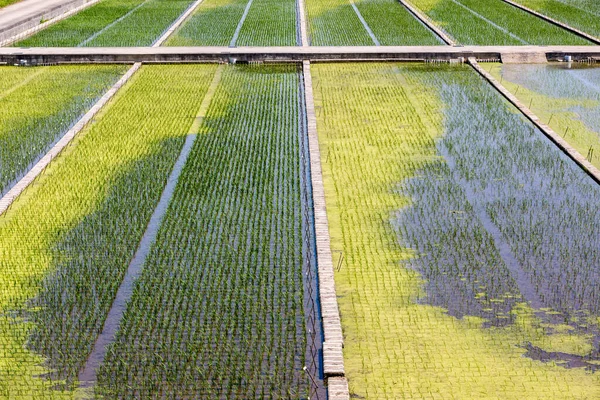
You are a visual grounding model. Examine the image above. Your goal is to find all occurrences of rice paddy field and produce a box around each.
[512,0,600,38]
[407,0,592,45]
[1,0,600,398]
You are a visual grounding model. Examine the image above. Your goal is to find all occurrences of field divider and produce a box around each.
[229,0,254,48]
[153,0,205,47]
[397,0,456,45]
[500,0,600,45]
[297,0,308,46]
[302,60,349,400]
[349,1,380,46]
[77,65,224,389]
[0,62,141,217]
[0,0,102,47]
[468,57,600,185]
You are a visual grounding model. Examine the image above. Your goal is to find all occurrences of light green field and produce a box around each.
[312,62,600,399]
[0,65,217,398]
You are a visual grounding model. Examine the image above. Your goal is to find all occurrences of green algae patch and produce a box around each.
[313,62,600,399]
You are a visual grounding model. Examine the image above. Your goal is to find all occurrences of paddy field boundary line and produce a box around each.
[500,0,600,45]
[297,0,308,46]
[468,57,600,185]
[396,0,456,45]
[3,45,599,64]
[302,59,349,400]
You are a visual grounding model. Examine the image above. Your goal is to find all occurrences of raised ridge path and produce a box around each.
[1,45,599,64]
[0,0,97,44]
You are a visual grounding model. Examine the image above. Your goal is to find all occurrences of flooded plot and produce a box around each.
[166,0,297,46]
[14,0,195,47]
[489,63,600,170]
[408,0,591,45]
[0,65,126,196]
[306,0,441,45]
[0,65,217,398]
[513,0,600,38]
[95,65,323,398]
[313,62,600,398]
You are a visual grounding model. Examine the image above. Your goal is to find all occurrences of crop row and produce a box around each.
[0,65,217,397]
[408,0,590,45]
[0,65,126,196]
[513,0,600,38]
[15,0,195,47]
[306,0,439,45]
[167,0,297,46]
[312,62,600,398]
[96,65,311,398]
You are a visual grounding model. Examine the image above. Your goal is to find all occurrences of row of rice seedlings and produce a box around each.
[235,0,298,46]
[513,0,600,37]
[488,63,600,169]
[409,0,590,45]
[305,0,374,45]
[14,0,195,47]
[312,62,600,398]
[395,159,523,328]
[96,64,309,398]
[353,0,442,45]
[0,65,217,397]
[0,65,126,196]
[404,64,600,388]
[165,0,249,46]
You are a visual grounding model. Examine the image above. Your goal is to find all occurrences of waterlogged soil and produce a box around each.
[490,63,600,169]
[395,65,600,370]
[314,62,600,398]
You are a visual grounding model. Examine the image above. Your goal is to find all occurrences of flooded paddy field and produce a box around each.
[0,64,323,399]
[313,62,600,398]
[489,62,600,169]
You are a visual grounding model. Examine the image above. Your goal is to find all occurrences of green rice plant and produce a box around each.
[489,63,600,170]
[409,0,591,44]
[14,0,195,47]
[0,0,20,8]
[0,65,126,196]
[513,0,600,37]
[0,65,217,397]
[354,0,442,45]
[305,0,374,45]
[165,0,248,46]
[235,0,298,46]
[96,64,310,398]
[313,62,600,399]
